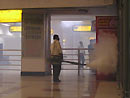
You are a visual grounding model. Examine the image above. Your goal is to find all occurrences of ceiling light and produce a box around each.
[1,23,10,26]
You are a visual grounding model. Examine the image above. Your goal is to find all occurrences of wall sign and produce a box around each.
[73,25,91,32]
[10,26,21,32]
[0,10,22,22]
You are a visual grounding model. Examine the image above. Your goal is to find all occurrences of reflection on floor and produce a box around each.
[95,81,122,98]
[0,70,121,98]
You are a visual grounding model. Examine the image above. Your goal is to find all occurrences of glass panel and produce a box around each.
[0,22,21,69]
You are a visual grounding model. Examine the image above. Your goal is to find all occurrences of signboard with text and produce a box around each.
[73,25,91,32]
[96,16,118,42]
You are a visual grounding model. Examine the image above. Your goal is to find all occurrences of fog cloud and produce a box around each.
[88,33,117,75]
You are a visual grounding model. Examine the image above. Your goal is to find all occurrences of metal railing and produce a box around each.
[0,49,21,70]
[62,48,90,75]
[0,48,92,74]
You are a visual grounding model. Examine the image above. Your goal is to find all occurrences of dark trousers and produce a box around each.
[52,63,61,81]
[79,53,85,68]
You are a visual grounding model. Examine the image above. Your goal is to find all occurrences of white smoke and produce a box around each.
[88,32,118,75]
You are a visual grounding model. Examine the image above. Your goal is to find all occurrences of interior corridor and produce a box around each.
[0,69,121,98]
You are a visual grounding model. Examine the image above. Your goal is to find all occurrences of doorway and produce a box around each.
[51,15,96,71]
[21,6,117,75]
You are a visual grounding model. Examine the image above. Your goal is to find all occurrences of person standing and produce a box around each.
[78,41,85,68]
[51,34,63,82]
[88,39,96,63]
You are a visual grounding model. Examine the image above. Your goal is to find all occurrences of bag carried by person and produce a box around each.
[50,53,63,64]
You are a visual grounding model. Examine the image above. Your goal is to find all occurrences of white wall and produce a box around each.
[51,20,96,48]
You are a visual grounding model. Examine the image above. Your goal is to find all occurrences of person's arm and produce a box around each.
[57,41,62,54]
[51,43,54,55]
[56,41,63,60]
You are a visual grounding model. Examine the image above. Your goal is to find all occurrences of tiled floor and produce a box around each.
[95,81,122,98]
[0,69,121,98]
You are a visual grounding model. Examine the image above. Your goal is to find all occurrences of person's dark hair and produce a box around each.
[53,34,59,40]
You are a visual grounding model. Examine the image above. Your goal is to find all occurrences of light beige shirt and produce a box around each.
[51,40,62,55]
[78,45,85,54]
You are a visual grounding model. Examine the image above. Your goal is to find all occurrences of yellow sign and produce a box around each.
[89,37,96,40]
[0,10,22,22]
[51,29,54,34]
[73,26,91,31]
[10,26,21,32]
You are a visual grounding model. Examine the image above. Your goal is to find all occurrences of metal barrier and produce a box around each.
[0,49,21,70]
[62,48,90,75]
[0,48,92,74]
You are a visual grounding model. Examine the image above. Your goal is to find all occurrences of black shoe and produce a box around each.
[53,79,61,82]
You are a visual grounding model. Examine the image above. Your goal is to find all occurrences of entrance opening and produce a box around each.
[51,15,96,70]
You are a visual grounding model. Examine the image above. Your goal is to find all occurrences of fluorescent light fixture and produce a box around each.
[61,21,83,27]
[1,23,10,26]
[61,21,83,23]
[63,39,66,43]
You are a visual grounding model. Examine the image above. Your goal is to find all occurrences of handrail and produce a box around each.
[0,60,21,61]
[0,49,21,69]
[62,48,89,50]
[0,64,21,66]
[63,54,89,55]
[0,55,21,56]
[0,49,21,51]
[0,48,92,72]
[61,48,91,75]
